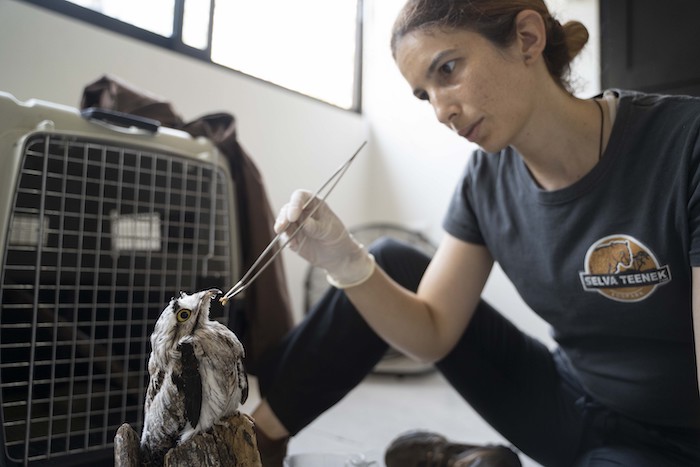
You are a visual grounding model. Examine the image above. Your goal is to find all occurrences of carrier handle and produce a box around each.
[81,107,161,133]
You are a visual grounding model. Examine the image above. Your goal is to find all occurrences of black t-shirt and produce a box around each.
[443,90,700,428]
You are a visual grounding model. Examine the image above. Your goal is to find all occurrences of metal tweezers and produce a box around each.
[220,141,367,305]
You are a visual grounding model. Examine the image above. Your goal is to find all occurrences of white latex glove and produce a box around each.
[274,189,375,288]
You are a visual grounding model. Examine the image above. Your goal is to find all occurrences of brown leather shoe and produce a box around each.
[452,445,522,467]
[254,426,289,467]
[384,430,521,467]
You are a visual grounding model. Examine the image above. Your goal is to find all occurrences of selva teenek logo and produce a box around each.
[579,234,671,302]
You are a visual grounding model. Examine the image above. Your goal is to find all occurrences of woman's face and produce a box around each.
[394,27,536,153]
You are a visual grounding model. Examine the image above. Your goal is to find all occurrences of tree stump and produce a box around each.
[114,412,262,467]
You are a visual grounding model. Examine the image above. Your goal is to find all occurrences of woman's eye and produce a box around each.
[439,60,456,75]
[176,309,192,323]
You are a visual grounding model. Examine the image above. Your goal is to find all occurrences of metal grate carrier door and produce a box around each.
[0,97,239,466]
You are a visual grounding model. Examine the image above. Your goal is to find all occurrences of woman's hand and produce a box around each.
[274,189,375,288]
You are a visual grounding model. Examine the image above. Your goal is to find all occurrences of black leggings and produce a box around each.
[256,238,700,467]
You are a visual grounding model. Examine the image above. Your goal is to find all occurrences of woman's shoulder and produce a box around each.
[611,89,700,145]
[615,89,700,119]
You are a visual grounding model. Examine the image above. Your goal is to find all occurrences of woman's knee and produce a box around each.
[368,237,431,291]
[573,446,672,467]
[368,236,412,263]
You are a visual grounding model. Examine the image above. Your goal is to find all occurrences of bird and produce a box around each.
[140,288,248,466]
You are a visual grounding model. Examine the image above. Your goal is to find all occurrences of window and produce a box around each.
[23,0,363,111]
[65,0,176,37]
[211,1,360,110]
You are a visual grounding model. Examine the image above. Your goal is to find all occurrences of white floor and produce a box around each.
[240,369,541,467]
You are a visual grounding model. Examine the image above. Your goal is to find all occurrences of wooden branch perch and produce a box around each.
[115,412,262,467]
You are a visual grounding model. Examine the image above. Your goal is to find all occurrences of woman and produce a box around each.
[251,0,700,465]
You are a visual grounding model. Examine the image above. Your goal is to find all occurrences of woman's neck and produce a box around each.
[513,90,608,191]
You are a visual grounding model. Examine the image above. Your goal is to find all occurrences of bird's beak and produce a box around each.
[196,288,223,318]
[202,288,222,301]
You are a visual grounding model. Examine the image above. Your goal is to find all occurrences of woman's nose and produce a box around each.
[432,93,459,127]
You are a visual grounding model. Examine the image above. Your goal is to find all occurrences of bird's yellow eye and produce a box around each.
[176,309,192,323]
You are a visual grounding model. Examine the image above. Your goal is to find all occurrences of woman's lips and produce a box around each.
[458,118,483,143]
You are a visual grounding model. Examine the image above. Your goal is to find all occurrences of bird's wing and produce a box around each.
[174,341,202,429]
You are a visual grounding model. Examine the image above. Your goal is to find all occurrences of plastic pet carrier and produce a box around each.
[0,91,241,466]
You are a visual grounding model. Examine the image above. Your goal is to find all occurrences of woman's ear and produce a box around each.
[514,10,546,64]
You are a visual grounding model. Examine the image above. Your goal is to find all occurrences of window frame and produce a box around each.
[19,0,363,112]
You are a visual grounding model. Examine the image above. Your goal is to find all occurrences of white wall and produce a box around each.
[0,0,600,344]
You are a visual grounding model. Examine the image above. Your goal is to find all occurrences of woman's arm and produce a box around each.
[345,233,493,362]
[275,190,493,363]
[692,267,700,402]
